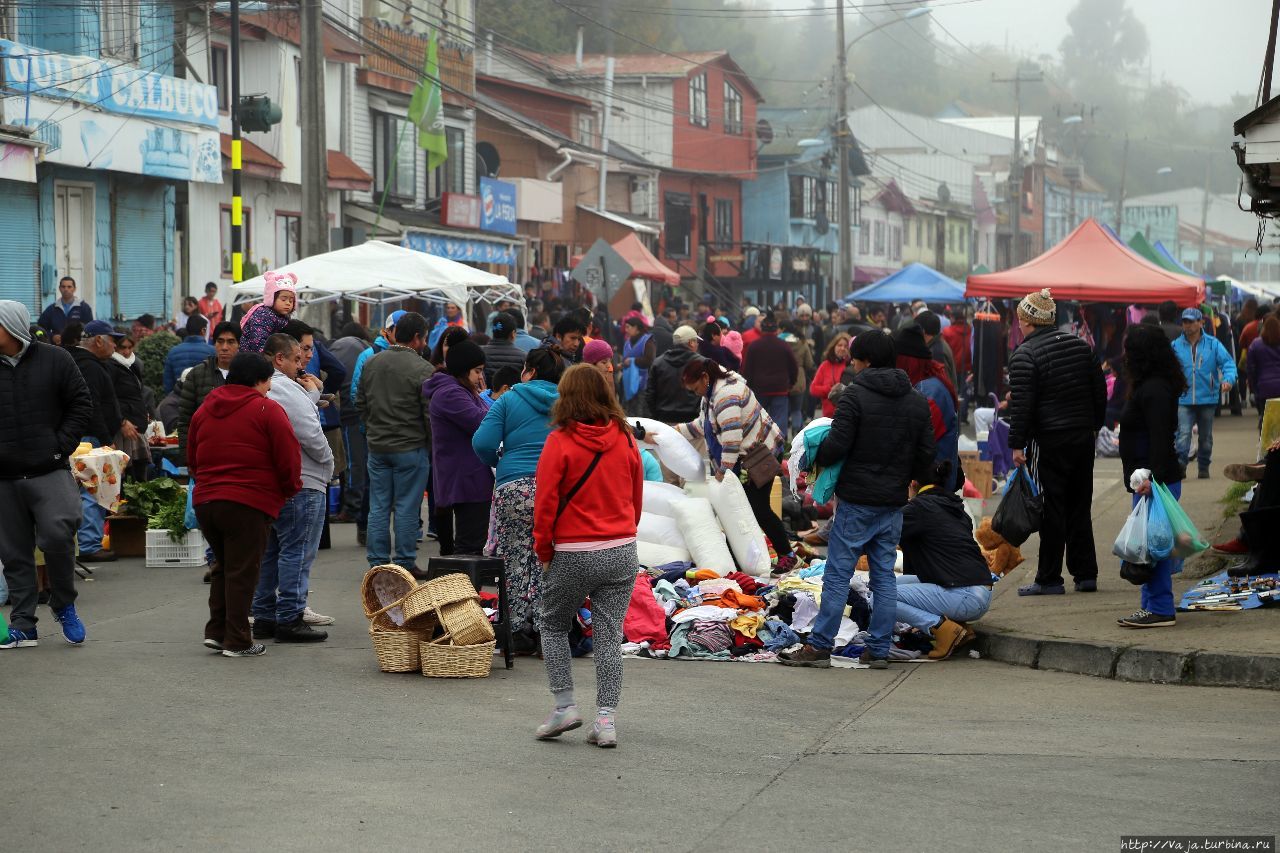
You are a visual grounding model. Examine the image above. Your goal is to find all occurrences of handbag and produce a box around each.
[739,441,782,489]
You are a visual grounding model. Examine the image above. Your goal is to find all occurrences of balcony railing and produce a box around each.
[360,19,473,99]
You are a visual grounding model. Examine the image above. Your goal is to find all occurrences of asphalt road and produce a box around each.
[6,536,1277,852]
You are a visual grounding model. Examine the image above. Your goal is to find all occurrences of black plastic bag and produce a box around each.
[991,466,1042,547]
[1119,561,1154,586]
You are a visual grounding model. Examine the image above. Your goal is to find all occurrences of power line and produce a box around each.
[552,0,988,18]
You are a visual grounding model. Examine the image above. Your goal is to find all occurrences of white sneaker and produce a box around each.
[302,607,334,626]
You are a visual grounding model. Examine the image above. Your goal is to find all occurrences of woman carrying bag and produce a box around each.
[672,357,798,574]
[532,365,643,748]
[1117,323,1186,628]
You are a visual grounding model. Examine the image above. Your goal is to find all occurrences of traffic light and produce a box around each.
[238,95,282,133]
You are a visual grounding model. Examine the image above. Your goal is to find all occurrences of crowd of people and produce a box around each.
[2,270,1274,744]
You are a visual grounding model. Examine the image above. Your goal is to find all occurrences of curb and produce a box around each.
[972,630,1280,691]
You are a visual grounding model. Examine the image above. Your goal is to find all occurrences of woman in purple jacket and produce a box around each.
[423,340,494,555]
[1247,315,1280,430]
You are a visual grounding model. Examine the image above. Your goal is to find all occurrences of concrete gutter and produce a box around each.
[973,629,1280,690]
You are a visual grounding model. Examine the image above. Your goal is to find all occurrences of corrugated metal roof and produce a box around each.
[849,106,1012,159]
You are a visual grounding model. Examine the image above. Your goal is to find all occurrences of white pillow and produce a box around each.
[638,512,687,550]
[637,540,692,567]
[669,496,735,576]
[633,417,705,481]
[642,481,688,518]
[708,474,771,576]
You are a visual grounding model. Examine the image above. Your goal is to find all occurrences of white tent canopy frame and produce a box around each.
[230,241,524,312]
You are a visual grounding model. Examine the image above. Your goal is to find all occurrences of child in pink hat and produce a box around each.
[238,271,298,353]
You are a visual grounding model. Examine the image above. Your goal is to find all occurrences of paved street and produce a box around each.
[8,509,1278,851]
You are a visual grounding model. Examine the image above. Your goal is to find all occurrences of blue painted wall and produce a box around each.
[38,165,113,313]
[742,162,841,254]
[16,0,173,70]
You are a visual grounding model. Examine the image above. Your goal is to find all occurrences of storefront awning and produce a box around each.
[853,265,898,284]
[577,205,661,236]
[344,202,521,266]
[220,134,283,178]
[327,150,372,191]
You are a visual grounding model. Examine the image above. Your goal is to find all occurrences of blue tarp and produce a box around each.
[840,262,967,304]
[1154,241,1207,280]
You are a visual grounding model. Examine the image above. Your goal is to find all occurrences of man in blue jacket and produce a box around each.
[1172,307,1237,479]
[163,314,215,393]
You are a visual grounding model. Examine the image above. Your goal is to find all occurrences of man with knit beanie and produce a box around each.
[1007,288,1108,596]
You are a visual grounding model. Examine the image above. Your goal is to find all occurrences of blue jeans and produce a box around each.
[811,501,902,657]
[895,575,991,632]
[253,488,326,624]
[366,447,430,568]
[762,395,790,439]
[342,425,368,517]
[1176,405,1216,472]
[1131,481,1182,616]
[76,437,105,553]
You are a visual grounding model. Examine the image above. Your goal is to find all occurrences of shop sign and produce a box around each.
[768,247,783,279]
[791,257,810,272]
[441,193,481,229]
[709,253,744,263]
[0,39,220,128]
[403,230,517,265]
[479,177,517,235]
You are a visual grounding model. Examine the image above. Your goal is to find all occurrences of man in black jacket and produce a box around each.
[741,315,798,437]
[645,325,703,425]
[178,321,240,464]
[1006,288,1107,596]
[0,300,94,649]
[780,330,935,669]
[73,320,132,561]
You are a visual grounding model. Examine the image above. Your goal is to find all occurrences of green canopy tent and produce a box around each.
[1127,232,1187,275]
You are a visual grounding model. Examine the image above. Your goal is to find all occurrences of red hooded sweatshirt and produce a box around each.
[187,384,302,519]
[533,420,643,564]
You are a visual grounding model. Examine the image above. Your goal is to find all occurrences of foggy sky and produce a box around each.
[921,0,1268,105]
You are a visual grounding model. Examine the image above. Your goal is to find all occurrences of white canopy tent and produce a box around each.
[230,241,523,311]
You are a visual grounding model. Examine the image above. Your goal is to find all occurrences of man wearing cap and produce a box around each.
[0,301,94,649]
[1172,307,1237,479]
[646,325,703,428]
[1007,288,1108,596]
[915,310,958,390]
[73,320,136,561]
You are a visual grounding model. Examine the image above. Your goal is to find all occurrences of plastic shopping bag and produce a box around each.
[1145,489,1174,561]
[184,481,199,531]
[1153,482,1208,558]
[1112,497,1150,564]
[991,466,1042,547]
[622,362,642,401]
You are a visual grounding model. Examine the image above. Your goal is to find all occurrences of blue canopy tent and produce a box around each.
[1154,241,1206,279]
[840,262,967,304]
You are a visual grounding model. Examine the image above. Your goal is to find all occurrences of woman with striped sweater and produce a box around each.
[674,357,798,573]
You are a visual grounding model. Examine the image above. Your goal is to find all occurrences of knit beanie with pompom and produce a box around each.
[1017,288,1056,326]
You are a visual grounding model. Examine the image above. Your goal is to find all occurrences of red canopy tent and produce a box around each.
[609,233,681,285]
[966,218,1205,307]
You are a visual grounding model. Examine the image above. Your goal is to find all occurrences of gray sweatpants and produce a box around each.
[538,543,637,710]
[0,469,82,633]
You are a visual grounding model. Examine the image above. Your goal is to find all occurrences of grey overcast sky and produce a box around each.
[926,0,1270,104]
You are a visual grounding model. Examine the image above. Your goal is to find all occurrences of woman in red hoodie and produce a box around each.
[188,352,302,657]
[809,332,850,418]
[532,364,642,748]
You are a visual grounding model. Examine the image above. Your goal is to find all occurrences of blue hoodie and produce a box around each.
[472,379,559,486]
[1171,331,1237,407]
[349,333,391,407]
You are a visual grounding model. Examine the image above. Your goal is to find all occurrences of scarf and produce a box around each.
[112,351,136,368]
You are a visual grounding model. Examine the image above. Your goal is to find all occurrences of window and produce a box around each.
[891,225,902,261]
[723,82,743,135]
[211,45,229,113]
[101,0,139,60]
[664,192,692,258]
[375,114,416,202]
[689,73,708,127]
[859,222,870,255]
[714,198,733,244]
[873,221,885,256]
[275,213,301,268]
[789,175,819,219]
[789,176,806,218]
[219,206,252,277]
[576,112,595,147]
[825,181,837,225]
[440,126,466,193]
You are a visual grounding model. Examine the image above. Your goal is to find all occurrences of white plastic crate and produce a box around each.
[145,529,206,568]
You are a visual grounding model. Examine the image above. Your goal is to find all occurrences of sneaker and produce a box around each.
[777,644,831,668]
[302,607,335,626]
[770,554,801,577]
[535,706,583,739]
[251,619,277,640]
[203,638,225,652]
[274,618,328,643]
[221,643,267,657]
[1117,609,1176,628]
[0,628,37,649]
[927,618,967,660]
[356,529,367,546]
[1212,537,1250,555]
[802,530,828,546]
[1017,582,1065,596]
[1074,579,1098,593]
[858,651,890,669]
[1224,462,1266,482]
[1198,468,1210,480]
[586,718,617,748]
[51,603,86,645]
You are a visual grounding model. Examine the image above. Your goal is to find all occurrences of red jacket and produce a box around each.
[533,420,643,564]
[740,326,761,351]
[809,357,848,418]
[941,323,972,377]
[188,384,302,519]
[741,332,798,397]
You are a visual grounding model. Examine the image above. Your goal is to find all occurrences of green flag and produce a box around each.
[407,31,447,170]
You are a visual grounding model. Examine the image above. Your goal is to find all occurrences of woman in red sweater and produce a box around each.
[809,332,850,418]
[188,352,301,657]
[532,364,642,748]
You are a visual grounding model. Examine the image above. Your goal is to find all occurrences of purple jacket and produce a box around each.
[422,371,495,506]
[1248,338,1280,404]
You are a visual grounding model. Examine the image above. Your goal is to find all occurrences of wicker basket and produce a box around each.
[436,598,496,646]
[401,572,481,626]
[419,638,495,678]
[370,627,426,673]
[361,564,418,629]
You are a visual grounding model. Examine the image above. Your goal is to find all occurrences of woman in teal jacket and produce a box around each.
[1170,308,1237,478]
[472,347,565,648]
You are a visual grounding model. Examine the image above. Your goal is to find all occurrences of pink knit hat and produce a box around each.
[581,339,614,364]
[263,271,298,313]
[722,329,744,360]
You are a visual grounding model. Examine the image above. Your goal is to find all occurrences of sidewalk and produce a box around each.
[975,414,1280,690]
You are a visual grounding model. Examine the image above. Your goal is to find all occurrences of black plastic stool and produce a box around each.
[425,556,513,670]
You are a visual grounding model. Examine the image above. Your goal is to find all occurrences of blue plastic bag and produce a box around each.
[622,362,642,401]
[183,480,199,531]
[1145,489,1174,561]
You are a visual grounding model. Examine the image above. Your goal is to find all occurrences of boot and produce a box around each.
[274,618,328,643]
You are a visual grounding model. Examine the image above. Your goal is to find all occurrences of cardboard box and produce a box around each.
[959,451,994,499]
[107,514,147,558]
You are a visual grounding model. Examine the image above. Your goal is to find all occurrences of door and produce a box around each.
[54,183,95,312]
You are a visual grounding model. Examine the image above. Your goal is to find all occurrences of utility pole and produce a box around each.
[835,0,851,300]
[300,0,329,258]
[993,67,1042,267]
[1114,134,1129,235]
[597,57,614,211]
[1198,157,1212,273]
[230,0,243,282]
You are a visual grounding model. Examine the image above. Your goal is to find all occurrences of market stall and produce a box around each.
[839,262,967,305]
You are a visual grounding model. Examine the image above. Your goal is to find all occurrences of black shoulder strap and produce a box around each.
[556,451,604,521]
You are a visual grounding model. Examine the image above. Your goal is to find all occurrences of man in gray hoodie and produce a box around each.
[251,333,334,643]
